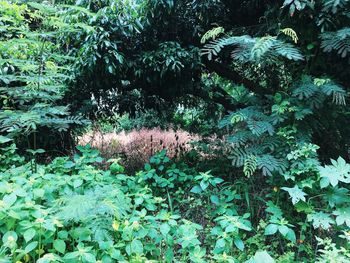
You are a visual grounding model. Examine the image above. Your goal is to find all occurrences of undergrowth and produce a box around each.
[1,142,350,263]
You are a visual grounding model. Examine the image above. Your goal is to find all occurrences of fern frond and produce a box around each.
[292,82,318,99]
[293,76,346,106]
[256,154,287,176]
[321,83,346,105]
[202,33,303,62]
[230,148,253,167]
[321,27,350,58]
[251,36,276,60]
[247,120,274,136]
[243,155,257,177]
[202,35,255,61]
[200,27,225,44]
[226,131,255,146]
[280,28,299,43]
[273,42,304,60]
[322,0,349,14]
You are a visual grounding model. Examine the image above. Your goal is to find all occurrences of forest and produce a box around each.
[0,0,350,262]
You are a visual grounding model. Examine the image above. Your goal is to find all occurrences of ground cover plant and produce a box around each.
[0,0,350,262]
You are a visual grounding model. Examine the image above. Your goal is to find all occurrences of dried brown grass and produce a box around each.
[78,127,200,172]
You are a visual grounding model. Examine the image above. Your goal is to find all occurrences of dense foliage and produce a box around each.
[1,0,350,262]
[2,143,350,263]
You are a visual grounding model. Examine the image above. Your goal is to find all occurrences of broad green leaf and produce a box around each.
[278,225,289,236]
[285,229,296,243]
[234,238,244,251]
[190,185,202,194]
[215,238,226,248]
[2,231,18,244]
[33,188,45,198]
[200,180,209,191]
[333,207,350,227]
[324,187,349,207]
[246,250,275,263]
[294,201,313,213]
[3,193,17,207]
[281,185,307,204]
[24,241,38,253]
[130,239,143,254]
[53,239,66,254]
[264,224,278,235]
[160,223,171,236]
[319,157,350,188]
[307,212,334,230]
[210,195,220,205]
[23,228,36,242]
[82,253,96,263]
[0,135,12,144]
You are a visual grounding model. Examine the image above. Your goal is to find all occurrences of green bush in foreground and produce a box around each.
[0,143,350,263]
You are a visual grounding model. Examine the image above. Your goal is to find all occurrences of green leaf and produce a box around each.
[333,207,350,227]
[234,238,244,251]
[160,223,171,236]
[264,224,278,235]
[324,187,349,207]
[216,238,226,248]
[82,253,96,263]
[307,212,334,230]
[33,188,45,198]
[247,250,275,263]
[190,185,202,194]
[73,179,83,188]
[294,201,313,213]
[165,248,174,263]
[281,185,307,204]
[278,225,289,236]
[24,241,38,253]
[200,180,210,191]
[130,239,143,254]
[64,251,80,259]
[23,228,36,242]
[3,193,17,207]
[0,135,12,144]
[53,239,66,254]
[210,195,220,205]
[285,229,296,243]
[319,157,350,187]
[2,231,18,244]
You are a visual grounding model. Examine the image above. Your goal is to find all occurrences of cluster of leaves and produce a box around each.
[0,141,283,263]
[3,138,350,262]
[0,2,87,150]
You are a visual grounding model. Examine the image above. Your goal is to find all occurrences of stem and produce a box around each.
[167,189,173,213]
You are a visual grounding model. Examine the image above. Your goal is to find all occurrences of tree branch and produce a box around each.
[204,59,270,95]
